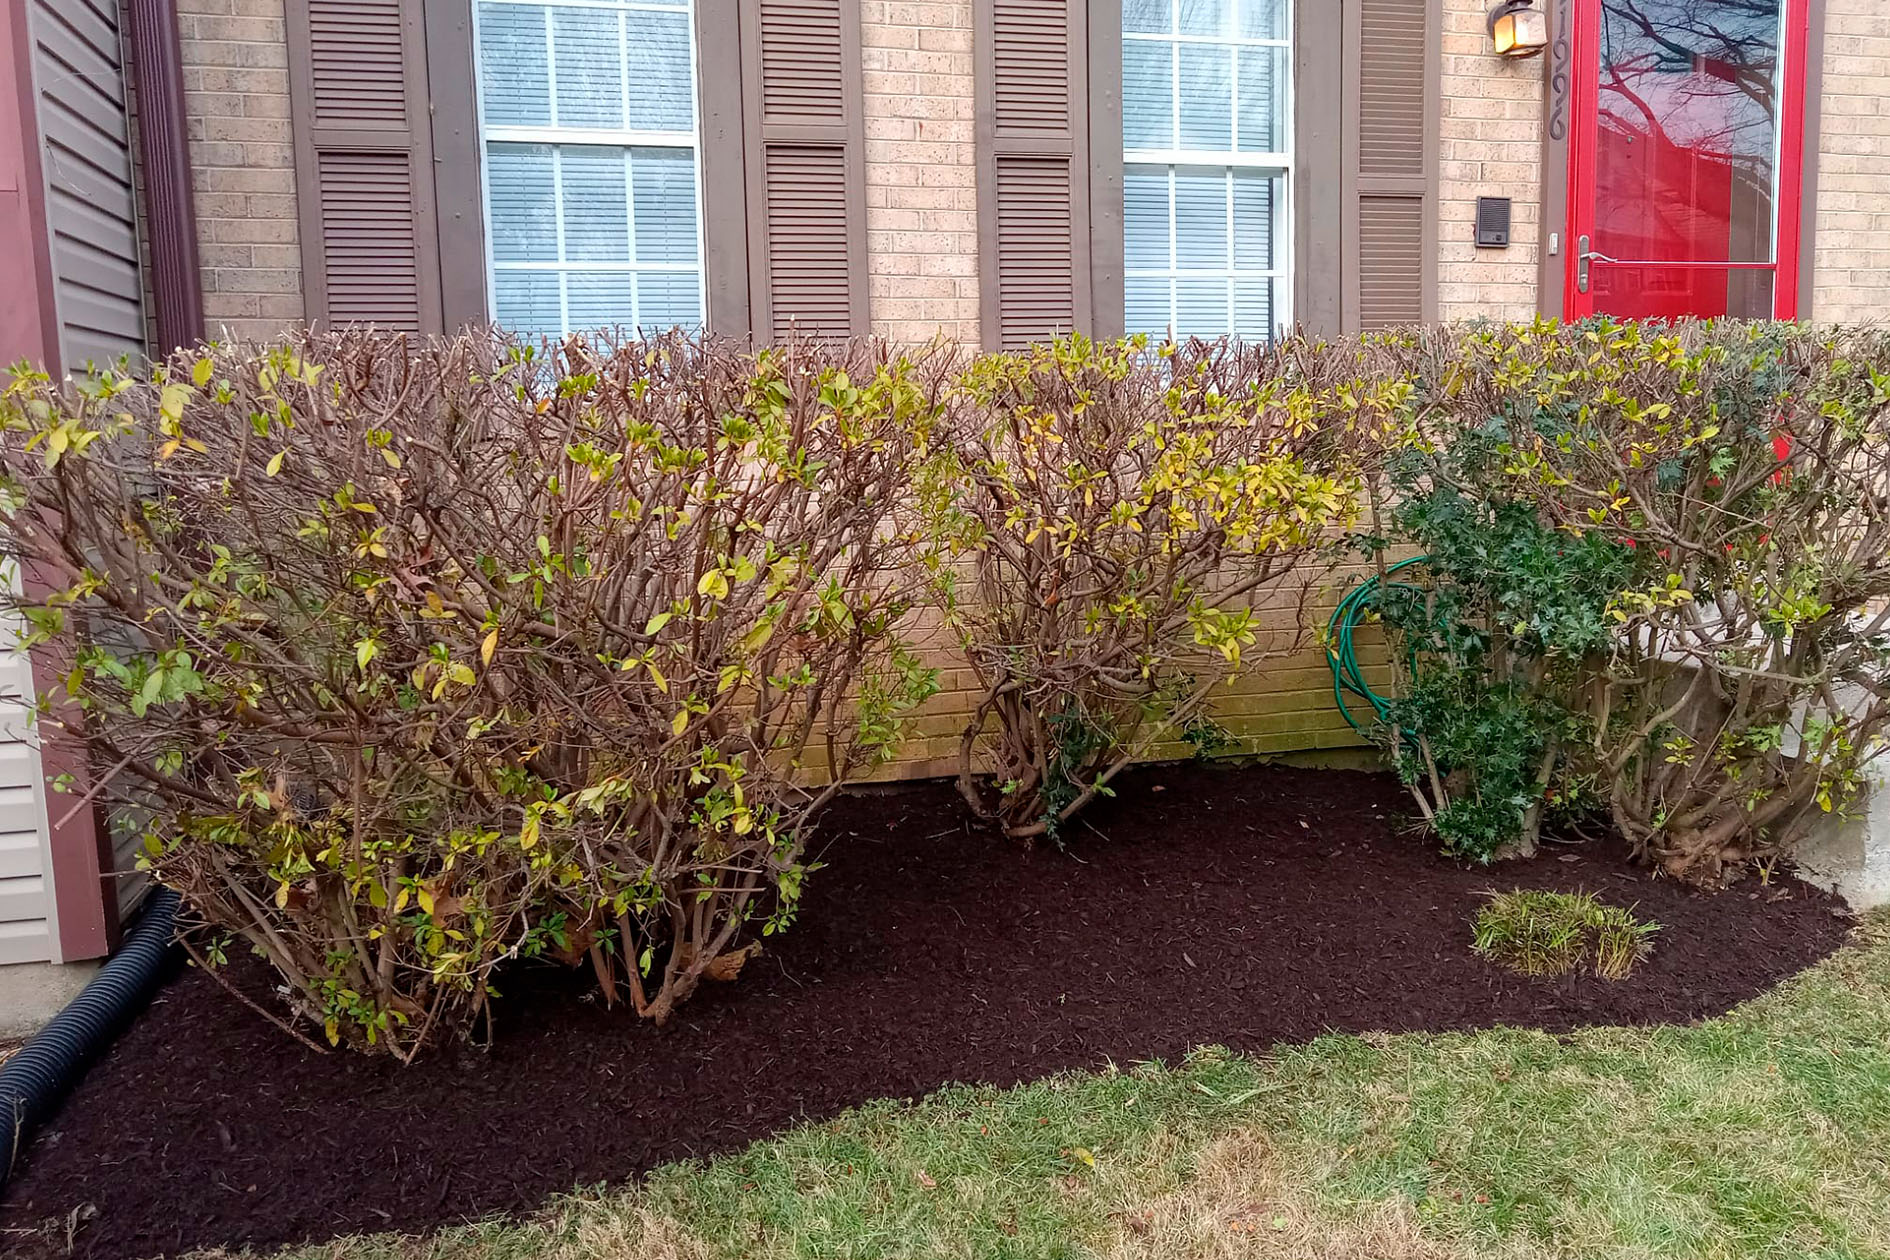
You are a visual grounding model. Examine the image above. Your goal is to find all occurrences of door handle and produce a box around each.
[1575,235,1619,294]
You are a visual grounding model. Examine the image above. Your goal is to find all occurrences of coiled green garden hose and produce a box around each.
[1326,555,1429,739]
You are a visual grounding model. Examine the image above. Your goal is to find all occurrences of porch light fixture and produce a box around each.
[1487,0,1548,57]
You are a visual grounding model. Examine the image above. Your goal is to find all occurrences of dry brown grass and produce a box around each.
[1096,1128,1468,1260]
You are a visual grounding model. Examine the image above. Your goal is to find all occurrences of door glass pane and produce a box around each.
[1589,264,1775,320]
[1592,0,1783,285]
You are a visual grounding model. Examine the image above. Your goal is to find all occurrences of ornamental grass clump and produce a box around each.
[1471,888,1659,981]
[0,330,940,1056]
[922,335,1372,841]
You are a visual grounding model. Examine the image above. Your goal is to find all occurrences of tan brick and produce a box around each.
[174,0,302,337]
[1435,0,1544,323]
[1813,0,1890,324]
[862,0,979,344]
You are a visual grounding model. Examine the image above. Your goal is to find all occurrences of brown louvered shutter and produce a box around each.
[975,0,1091,351]
[286,0,443,331]
[739,0,869,341]
[1345,0,1439,329]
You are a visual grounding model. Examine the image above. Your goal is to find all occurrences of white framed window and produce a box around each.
[1121,0,1292,341]
[473,0,706,338]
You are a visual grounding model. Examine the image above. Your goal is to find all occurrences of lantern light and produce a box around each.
[1487,0,1548,57]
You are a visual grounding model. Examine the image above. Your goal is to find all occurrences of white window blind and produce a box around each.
[1122,0,1290,341]
[476,0,705,338]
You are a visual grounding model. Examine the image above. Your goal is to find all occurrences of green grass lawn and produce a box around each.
[252,911,1890,1260]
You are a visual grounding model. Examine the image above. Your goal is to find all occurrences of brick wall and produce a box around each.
[867,567,1386,785]
[1436,0,1546,323]
[859,1,981,345]
[177,0,304,341]
[1811,0,1890,326]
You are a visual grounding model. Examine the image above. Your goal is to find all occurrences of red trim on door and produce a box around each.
[1773,0,1811,320]
[1563,0,1598,319]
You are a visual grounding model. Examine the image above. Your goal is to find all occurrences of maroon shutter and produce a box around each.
[286,0,443,332]
[1346,0,1438,329]
[740,0,869,341]
[976,0,1092,350]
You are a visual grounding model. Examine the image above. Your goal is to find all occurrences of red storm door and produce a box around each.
[1566,0,1810,320]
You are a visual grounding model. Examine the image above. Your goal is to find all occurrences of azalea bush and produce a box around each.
[922,335,1369,841]
[0,331,939,1055]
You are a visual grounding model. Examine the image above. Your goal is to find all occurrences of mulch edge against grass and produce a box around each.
[199,911,1890,1260]
[0,764,1856,1260]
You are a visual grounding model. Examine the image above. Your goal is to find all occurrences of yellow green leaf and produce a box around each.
[159,383,190,422]
[481,629,499,666]
[671,708,690,737]
[697,569,730,600]
[266,450,286,477]
[191,357,214,388]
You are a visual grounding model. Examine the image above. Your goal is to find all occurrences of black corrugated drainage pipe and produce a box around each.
[0,888,181,1195]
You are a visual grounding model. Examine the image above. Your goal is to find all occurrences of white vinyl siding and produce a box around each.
[475,0,705,338]
[0,581,55,965]
[1122,0,1291,341]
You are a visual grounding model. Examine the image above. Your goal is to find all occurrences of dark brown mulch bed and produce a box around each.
[0,763,1851,1259]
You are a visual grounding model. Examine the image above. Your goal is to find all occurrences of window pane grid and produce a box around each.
[1122,0,1291,341]
[476,0,705,338]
